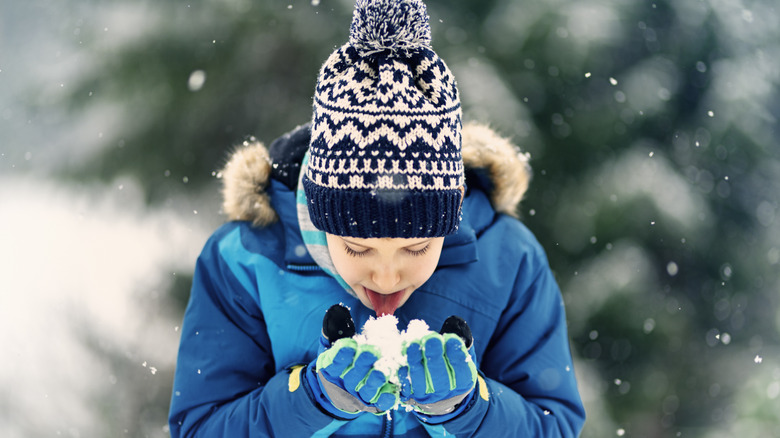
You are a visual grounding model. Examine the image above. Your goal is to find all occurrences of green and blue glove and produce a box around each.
[399,316,478,421]
[305,304,398,419]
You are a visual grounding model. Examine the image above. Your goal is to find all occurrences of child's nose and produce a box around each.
[371,264,401,293]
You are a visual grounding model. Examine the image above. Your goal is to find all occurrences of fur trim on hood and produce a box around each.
[221,139,278,227]
[221,122,531,227]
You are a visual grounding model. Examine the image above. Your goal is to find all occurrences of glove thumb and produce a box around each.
[322,304,356,346]
[440,315,473,349]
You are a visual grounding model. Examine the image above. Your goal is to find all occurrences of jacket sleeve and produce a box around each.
[168,225,342,437]
[427,231,586,437]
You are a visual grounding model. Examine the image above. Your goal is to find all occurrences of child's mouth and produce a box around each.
[364,288,404,316]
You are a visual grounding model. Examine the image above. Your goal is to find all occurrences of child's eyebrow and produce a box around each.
[341,238,370,249]
[341,237,432,250]
[403,239,432,249]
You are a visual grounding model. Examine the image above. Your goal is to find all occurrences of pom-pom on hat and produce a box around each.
[304,0,464,238]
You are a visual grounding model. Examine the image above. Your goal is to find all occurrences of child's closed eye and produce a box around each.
[405,245,429,256]
[344,245,369,258]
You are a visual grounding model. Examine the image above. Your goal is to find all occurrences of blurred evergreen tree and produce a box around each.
[38,0,780,436]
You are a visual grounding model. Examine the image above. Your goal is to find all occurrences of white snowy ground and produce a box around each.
[0,176,212,437]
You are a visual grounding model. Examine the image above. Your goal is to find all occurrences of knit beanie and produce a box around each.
[303,0,464,238]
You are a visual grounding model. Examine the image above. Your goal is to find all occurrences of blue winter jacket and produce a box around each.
[169,123,585,437]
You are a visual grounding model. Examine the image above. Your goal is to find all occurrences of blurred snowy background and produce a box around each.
[1,0,778,436]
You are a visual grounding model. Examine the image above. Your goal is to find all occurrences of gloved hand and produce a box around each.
[399,316,478,420]
[305,304,398,418]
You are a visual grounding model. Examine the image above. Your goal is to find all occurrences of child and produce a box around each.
[168,0,585,436]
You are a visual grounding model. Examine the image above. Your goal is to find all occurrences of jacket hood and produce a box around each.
[221,122,531,227]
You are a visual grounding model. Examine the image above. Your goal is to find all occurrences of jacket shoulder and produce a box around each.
[200,220,287,269]
[485,213,552,271]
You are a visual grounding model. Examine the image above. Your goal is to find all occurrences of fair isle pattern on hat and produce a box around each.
[304,0,464,238]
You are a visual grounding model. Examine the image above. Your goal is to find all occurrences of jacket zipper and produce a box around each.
[381,413,393,438]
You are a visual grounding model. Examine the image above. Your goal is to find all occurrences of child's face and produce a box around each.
[325,234,445,316]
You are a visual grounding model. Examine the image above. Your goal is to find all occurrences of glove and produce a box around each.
[399,316,478,420]
[305,304,398,418]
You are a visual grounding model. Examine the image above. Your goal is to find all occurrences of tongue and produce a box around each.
[366,288,404,316]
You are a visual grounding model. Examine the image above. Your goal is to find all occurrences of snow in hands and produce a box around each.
[353,314,433,386]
